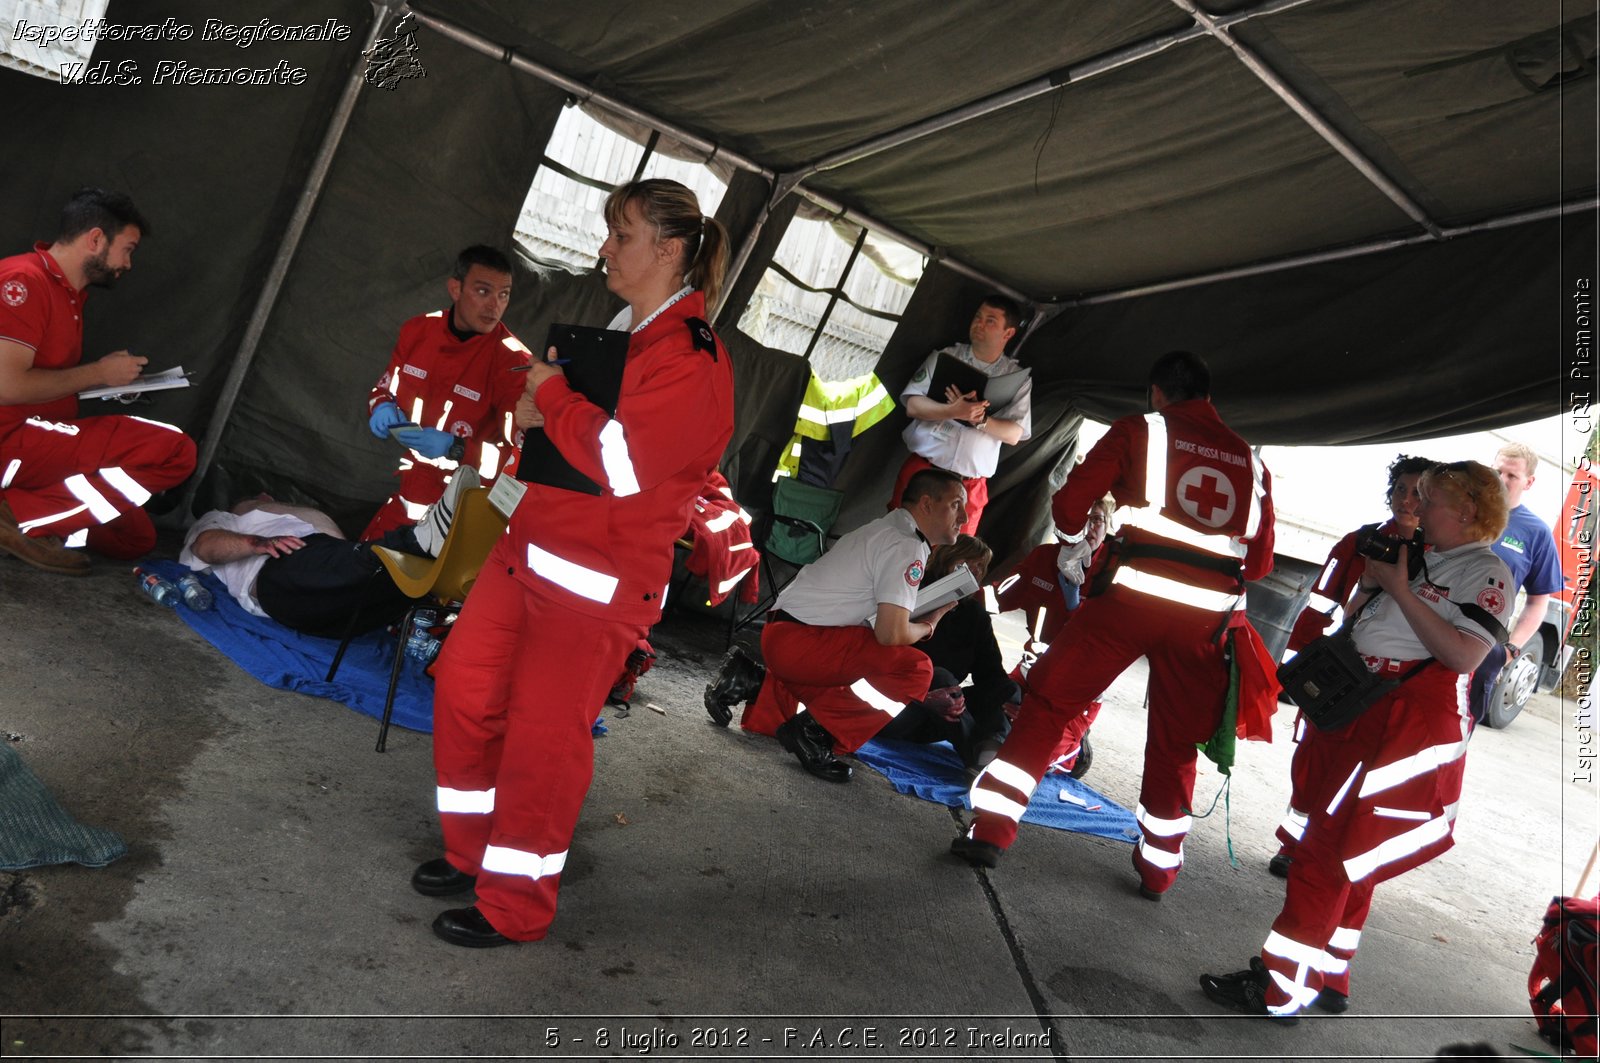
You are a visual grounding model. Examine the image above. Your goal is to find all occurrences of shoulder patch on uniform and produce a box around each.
[1,279,27,307]
[905,558,924,587]
[1476,586,1506,614]
[912,367,928,383]
[685,317,718,360]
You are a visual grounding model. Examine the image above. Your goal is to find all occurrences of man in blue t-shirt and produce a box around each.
[1469,442,1565,724]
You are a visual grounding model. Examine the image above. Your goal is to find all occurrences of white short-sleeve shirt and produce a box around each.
[900,342,1033,478]
[180,508,331,617]
[1351,542,1513,662]
[773,508,929,627]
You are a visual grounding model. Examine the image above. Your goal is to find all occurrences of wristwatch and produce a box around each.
[446,436,466,463]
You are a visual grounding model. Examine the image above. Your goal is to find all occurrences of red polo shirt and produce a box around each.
[0,243,86,430]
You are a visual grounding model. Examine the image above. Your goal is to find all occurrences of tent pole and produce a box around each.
[1058,199,1596,307]
[176,2,398,520]
[1171,0,1443,239]
[799,0,1318,180]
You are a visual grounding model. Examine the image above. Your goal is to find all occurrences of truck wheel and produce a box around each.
[1484,638,1543,729]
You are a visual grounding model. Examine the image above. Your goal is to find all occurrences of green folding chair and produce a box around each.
[728,477,845,643]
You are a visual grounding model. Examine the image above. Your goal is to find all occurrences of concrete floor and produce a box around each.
[1,551,1594,1061]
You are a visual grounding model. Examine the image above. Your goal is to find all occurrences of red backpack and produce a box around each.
[1529,895,1599,1058]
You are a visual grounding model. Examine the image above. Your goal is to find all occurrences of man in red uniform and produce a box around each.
[952,350,1275,900]
[362,245,528,540]
[708,468,968,782]
[0,188,196,574]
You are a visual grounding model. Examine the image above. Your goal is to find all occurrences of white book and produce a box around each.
[79,366,191,401]
[910,565,979,621]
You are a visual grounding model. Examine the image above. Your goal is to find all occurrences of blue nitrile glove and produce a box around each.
[369,401,405,439]
[393,425,454,458]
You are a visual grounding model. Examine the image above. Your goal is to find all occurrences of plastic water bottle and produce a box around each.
[405,609,441,664]
[133,566,179,608]
[175,572,214,611]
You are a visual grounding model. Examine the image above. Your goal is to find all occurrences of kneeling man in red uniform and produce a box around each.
[0,188,196,574]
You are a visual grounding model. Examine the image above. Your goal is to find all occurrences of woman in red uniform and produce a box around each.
[1202,461,1511,1019]
[415,179,735,947]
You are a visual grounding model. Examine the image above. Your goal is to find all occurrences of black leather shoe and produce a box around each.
[775,712,851,783]
[1313,987,1349,1014]
[1138,882,1165,902]
[1268,850,1293,878]
[950,835,1002,868]
[704,647,765,727]
[412,857,476,897]
[432,905,514,948]
[1199,958,1300,1023]
[1069,733,1093,779]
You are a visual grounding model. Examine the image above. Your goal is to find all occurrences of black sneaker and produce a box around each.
[950,835,1002,868]
[1199,957,1300,1023]
[1268,850,1293,878]
[1313,987,1349,1014]
[704,646,765,727]
[1069,733,1093,779]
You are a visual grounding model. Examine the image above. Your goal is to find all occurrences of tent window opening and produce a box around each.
[0,0,113,82]
[515,104,727,273]
[738,214,925,384]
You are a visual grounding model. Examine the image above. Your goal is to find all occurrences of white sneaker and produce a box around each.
[414,467,480,557]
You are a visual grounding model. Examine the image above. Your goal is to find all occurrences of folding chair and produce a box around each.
[727,477,844,642]
[325,487,508,752]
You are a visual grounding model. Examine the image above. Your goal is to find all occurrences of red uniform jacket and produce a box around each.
[510,291,735,626]
[363,311,529,538]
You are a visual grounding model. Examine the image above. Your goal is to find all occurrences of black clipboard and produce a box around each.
[515,323,630,495]
[928,352,990,403]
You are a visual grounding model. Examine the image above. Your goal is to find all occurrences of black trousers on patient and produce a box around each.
[875,675,1019,768]
[253,530,418,639]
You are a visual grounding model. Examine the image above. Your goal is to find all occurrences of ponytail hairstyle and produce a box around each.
[603,178,729,309]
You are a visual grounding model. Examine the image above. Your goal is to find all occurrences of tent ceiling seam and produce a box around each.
[1171,0,1444,240]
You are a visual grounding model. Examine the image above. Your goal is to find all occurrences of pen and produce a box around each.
[511,359,570,370]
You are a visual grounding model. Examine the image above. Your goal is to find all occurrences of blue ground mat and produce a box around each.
[142,560,436,734]
[0,740,127,870]
[855,737,1139,844]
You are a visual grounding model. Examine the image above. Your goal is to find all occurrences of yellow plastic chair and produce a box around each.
[327,487,508,752]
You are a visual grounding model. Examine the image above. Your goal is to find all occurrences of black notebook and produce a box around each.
[515,323,630,495]
[927,352,1030,411]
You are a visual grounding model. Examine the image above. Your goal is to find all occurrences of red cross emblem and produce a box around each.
[1476,587,1505,614]
[0,279,26,307]
[1176,466,1237,528]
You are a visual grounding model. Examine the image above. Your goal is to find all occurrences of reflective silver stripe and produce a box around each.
[23,417,80,435]
[1373,806,1431,821]
[979,757,1036,794]
[18,503,88,532]
[598,420,640,497]
[1136,838,1182,869]
[1136,803,1192,838]
[1133,510,1248,559]
[63,528,88,548]
[1144,413,1168,510]
[1265,970,1320,1014]
[1111,567,1241,611]
[125,415,184,433]
[502,335,531,354]
[1277,806,1308,841]
[1264,929,1329,969]
[436,786,494,814]
[1323,955,1349,975]
[99,466,151,507]
[1343,815,1451,882]
[1244,451,1266,538]
[1,458,18,488]
[704,510,741,533]
[1329,926,1361,950]
[970,787,1028,822]
[1358,733,1470,798]
[1325,762,1364,816]
[481,843,567,880]
[849,678,904,717]
[64,474,120,523]
[798,403,861,426]
[527,544,618,604]
[400,496,429,520]
[716,570,751,595]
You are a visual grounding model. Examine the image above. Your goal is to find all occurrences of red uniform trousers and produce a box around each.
[1274,713,1314,854]
[740,619,933,753]
[889,454,988,536]
[0,414,195,558]
[430,537,644,941]
[1009,659,1103,772]
[1259,666,1469,1014]
[362,462,450,542]
[968,586,1230,893]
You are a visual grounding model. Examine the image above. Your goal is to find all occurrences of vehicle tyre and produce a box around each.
[1484,638,1543,730]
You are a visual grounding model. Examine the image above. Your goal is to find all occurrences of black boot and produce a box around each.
[774,711,851,783]
[704,647,766,726]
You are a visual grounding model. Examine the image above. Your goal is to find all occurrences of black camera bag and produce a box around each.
[1277,629,1429,732]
